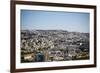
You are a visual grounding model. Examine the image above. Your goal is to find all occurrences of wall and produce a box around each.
[0,0,100,73]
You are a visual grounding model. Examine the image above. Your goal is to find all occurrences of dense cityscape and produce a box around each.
[21,30,89,63]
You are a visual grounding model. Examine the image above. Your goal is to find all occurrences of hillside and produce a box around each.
[21,30,89,62]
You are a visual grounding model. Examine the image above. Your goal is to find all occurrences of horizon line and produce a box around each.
[21,29,89,33]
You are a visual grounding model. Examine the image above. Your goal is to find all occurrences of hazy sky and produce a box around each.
[21,10,90,33]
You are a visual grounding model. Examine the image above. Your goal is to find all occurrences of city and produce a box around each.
[21,30,89,63]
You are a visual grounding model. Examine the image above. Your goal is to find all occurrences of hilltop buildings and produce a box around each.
[21,30,89,63]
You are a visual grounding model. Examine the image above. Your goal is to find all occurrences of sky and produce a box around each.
[21,10,90,33]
